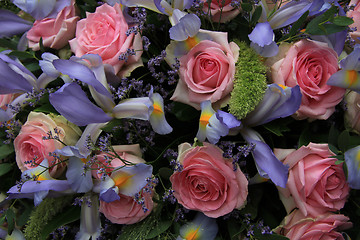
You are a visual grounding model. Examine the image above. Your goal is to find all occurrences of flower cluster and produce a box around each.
[0,0,360,239]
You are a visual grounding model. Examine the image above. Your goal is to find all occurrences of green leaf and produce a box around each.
[328,124,340,148]
[0,38,17,50]
[8,50,35,60]
[171,102,199,122]
[158,167,173,179]
[0,163,13,177]
[0,144,14,160]
[263,119,291,137]
[33,103,59,114]
[338,130,351,152]
[250,6,262,25]
[145,220,172,239]
[227,220,244,239]
[101,118,123,132]
[331,16,354,26]
[241,3,252,12]
[40,206,81,240]
[16,202,34,227]
[305,5,346,35]
[328,144,339,155]
[6,208,15,234]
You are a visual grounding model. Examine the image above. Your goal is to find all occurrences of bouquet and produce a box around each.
[0,0,359,239]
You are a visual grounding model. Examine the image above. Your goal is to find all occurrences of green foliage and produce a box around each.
[40,206,81,240]
[305,5,353,35]
[228,41,268,120]
[24,196,73,240]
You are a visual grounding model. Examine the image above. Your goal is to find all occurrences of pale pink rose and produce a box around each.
[170,142,248,218]
[201,0,241,23]
[171,36,239,110]
[344,90,360,134]
[96,144,155,224]
[274,143,350,217]
[0,94,15,110]
[26,0,79,51]
[347,0,360,43]
[69,3,143,77]
[99,190,154,225]
[270,39,345,120]
[14,112,81,178]
[275,210,352,240]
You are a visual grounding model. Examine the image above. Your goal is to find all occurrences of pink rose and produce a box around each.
[14,112,81,177]
[270,39,345,120]
[96,144,155,224]
[274,143,350,217]
[344,90,360,134]
[171,34,239,109]
[0,94,15,110]
[170,142,248,218]
[69,3,143,77]
[26,0,79,51]
[201,0,241,23]
[347,0,360,43]
[275,210,352,240]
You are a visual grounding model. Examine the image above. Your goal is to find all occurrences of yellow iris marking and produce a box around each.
[81,158,88,164]
[185,37,199,50]
[185,227,200,240]
[347,70,358,87]
[356,150,360,170]
[114,173,133,188]
[278,84,287,89]
[153,103,163,114]
[36,175,47,181]
[199,113,212,126]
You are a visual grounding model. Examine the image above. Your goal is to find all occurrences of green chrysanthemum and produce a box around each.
[24,196,73,240]
[228,41,268,120]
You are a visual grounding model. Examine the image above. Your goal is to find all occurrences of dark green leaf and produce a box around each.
[171,102,199,122]
[227,220,244,239]
[328,124,340,148]
[335,159,345,164]
[0,38,17,50]
[338,130,351,152]
[145,220,172,239]
[331,16,354,26]
[250,6,262,25]
[0,215,5,226]
[241,3,252,12]
[0,163,13,177]
[328,144,339,155]
[6,208,15,234]
[16,202,34,227]
[158,167,173,179]
[39,37,45,52]
[0,144,14,160]
[263,120,291,137]
[305,5,346,35]
[8,50,35,60]
[40,206,81,240]
[33,103,59,114]
[25,62,41,72]
[101,118,123,132]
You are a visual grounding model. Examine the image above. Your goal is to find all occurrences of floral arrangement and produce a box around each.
[0,0,360,239]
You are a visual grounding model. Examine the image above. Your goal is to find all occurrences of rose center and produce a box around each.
[201,59,216,72]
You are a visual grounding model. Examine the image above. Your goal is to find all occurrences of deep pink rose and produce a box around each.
[96,144,155,224]
[170,142,248,218]
[274,143,350,217]
[14,112,81,177]
[347,0,360,43]
[201,0,241,23]
[275,210,352,240]
[171,35,239,110]
[26,0,79,51]
[270,39,345,120]
[69,3,143,77]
